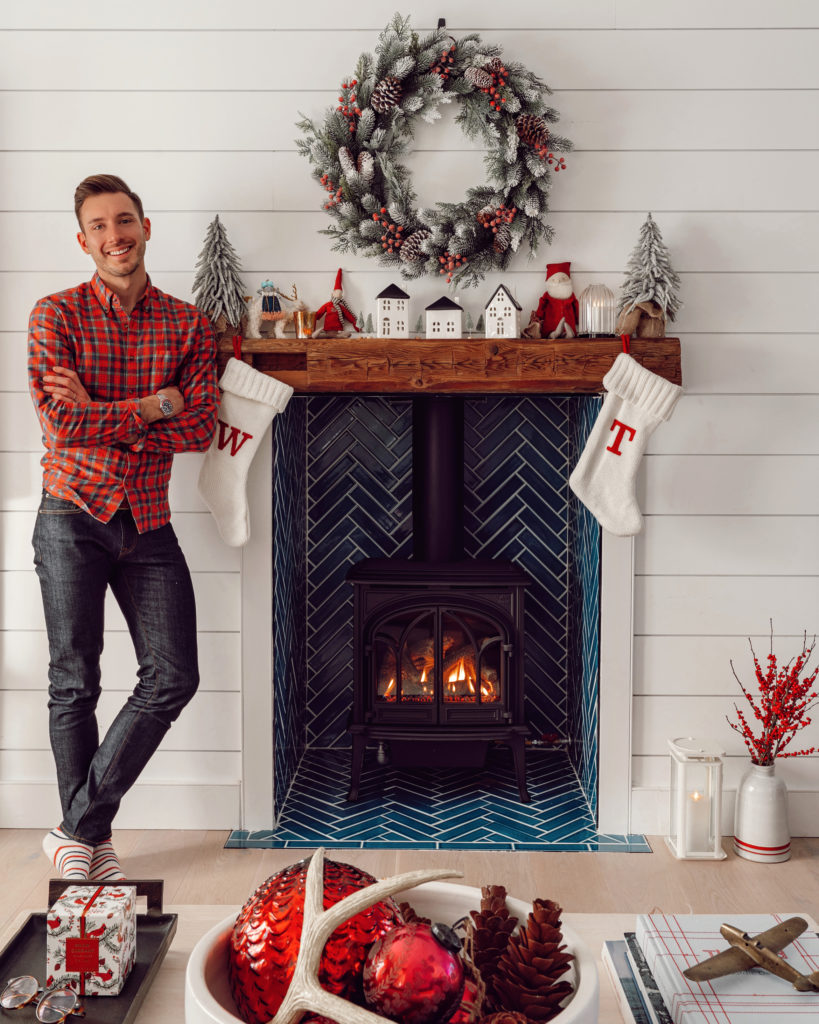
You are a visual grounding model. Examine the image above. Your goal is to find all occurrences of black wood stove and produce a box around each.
[346,396,532,802]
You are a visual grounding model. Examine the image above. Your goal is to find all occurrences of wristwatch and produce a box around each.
[156,393,174,417]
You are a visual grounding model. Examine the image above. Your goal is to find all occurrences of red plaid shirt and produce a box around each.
[28,272,219,533]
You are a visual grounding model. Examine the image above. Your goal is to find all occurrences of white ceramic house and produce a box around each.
[375,283,411,338]
[425,295,463,338]
[484,283,522,338]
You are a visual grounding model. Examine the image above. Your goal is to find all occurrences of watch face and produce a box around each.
[158,395,174,417]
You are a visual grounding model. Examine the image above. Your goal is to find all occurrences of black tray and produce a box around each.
[0,880,177,1024]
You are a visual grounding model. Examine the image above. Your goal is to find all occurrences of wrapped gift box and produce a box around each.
[46,884,136,996]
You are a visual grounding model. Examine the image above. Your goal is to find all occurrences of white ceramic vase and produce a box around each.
[733,762,791,862]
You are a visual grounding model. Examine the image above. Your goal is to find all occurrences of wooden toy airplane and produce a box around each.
[683,917,819,992]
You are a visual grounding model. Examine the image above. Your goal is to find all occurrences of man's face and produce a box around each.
[77,192,151,282]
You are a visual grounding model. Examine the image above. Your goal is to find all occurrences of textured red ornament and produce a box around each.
[448,970,483,1023]
[363,922,466,1024]
[228,857,403,1024]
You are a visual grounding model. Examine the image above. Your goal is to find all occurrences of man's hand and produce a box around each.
[139,386,185,424]
[42,365,91,405]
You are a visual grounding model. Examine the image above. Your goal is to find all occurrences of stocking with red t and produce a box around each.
[569,352,682,536]
[198,358,293,546]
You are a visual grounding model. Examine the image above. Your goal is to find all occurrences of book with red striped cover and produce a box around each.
[635,914,819,1023]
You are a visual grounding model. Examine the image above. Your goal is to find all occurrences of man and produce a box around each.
[28,174,219,879]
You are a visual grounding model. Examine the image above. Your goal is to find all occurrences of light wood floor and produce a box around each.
[3,830,817,926]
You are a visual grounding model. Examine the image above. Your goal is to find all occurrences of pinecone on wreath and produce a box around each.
[371,76,403,113]
[466,66,494,90]
[516,114,550,149]
[493,224,512,254]
[467,886,518,1009]
[490,899,574,1023]
[399,228,432,263]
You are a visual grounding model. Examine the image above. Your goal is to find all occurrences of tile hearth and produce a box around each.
[226,749,650,852]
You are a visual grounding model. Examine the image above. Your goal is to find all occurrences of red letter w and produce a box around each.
[216,419,254,456]
[606,419,637,456]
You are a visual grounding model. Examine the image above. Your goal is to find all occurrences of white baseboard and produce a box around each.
[631,787,819,838]
[0,781,241,830]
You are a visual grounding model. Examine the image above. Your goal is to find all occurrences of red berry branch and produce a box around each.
[727,629,819,765]
[337,79,361,133]
[439,250,468,283]
[371,207,404,254]
[319,173,343,209]
[537,149,567,171]
[483,57,510,111]
[477,204,517,231]
[431,40,457,80]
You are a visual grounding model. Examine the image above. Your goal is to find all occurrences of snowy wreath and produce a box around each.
[296,13,571,289]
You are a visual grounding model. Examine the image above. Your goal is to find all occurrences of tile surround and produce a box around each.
[269,393,606,842]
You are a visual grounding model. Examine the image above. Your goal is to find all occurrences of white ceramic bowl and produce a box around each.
[185,881,599,1024]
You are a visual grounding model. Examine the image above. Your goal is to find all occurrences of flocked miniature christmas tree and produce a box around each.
[365,313,375,334]
[193,214,248,330]
[475,313,485,334]
[617,213,682,323]
[414,314,424,336]
[464,311,475,335]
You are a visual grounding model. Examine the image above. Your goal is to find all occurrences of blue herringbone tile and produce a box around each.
[237,749,643,850]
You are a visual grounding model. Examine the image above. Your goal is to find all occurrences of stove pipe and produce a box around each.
[412,395,465,561]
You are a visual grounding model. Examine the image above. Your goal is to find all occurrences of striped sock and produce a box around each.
[89,839,126,881]
[42,828,92,880]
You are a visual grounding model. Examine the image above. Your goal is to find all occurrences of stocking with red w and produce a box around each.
[198,358,293,546]
[569,353,682,536]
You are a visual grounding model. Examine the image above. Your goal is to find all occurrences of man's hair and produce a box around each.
[74,174,145,227]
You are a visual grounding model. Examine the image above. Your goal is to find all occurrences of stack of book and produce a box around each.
[602,914,819,1023]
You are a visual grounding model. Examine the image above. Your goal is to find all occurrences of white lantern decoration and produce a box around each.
[666,737,727,860]
[578,284,616,337]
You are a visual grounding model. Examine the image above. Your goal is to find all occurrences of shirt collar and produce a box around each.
[91,271,154,314]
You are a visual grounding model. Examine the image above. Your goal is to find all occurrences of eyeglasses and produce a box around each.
[1,977,85,1023]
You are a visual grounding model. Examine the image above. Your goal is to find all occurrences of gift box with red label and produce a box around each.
[46,884,137,996]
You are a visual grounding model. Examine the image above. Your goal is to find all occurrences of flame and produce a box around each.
[384,678,395,697]
[447,658,467,684]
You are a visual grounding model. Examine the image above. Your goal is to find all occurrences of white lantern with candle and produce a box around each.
[666,737,727,860]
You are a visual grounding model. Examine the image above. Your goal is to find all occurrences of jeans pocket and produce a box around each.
[39,493,82,515]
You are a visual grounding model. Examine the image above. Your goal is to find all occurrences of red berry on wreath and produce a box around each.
[363,922,466,1024]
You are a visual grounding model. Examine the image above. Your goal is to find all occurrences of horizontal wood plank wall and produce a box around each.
[1,0,817,832]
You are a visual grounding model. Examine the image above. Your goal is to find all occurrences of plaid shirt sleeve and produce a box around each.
[135,309,219,453]
[29,298,147,448]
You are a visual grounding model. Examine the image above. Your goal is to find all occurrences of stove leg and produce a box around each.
[511,736,531,803]
[347,734,365,802]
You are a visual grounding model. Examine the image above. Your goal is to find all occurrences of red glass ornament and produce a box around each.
[447,971,482,1023]
[363,922,465,1024]
[228,857,403,1024]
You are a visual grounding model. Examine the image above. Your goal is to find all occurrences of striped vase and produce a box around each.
[733,762,791,862]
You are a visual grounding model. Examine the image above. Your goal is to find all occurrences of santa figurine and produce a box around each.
[315,268,360,335]
[533,261,579,339]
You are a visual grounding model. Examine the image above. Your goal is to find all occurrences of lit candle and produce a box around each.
[686,790,709,853]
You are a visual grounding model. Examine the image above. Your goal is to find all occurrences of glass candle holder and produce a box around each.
[294,310,317,338]
[578,284,616,337]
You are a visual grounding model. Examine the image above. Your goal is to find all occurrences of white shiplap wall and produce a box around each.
[1,0,817,833]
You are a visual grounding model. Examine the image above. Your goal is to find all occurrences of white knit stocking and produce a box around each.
[569,353,682,536]
[198,358,293,546]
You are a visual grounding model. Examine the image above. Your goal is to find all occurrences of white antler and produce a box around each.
[267,847,462,1024]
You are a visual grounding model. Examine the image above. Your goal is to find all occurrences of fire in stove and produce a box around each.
[375,617,501,706]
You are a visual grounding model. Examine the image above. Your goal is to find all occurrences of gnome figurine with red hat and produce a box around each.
[315,268,360,335]
[533,261,579,339]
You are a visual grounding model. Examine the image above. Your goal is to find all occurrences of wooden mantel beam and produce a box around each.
[216,336,681,393]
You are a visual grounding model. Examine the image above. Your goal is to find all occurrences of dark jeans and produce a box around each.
[32,492,199,845]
